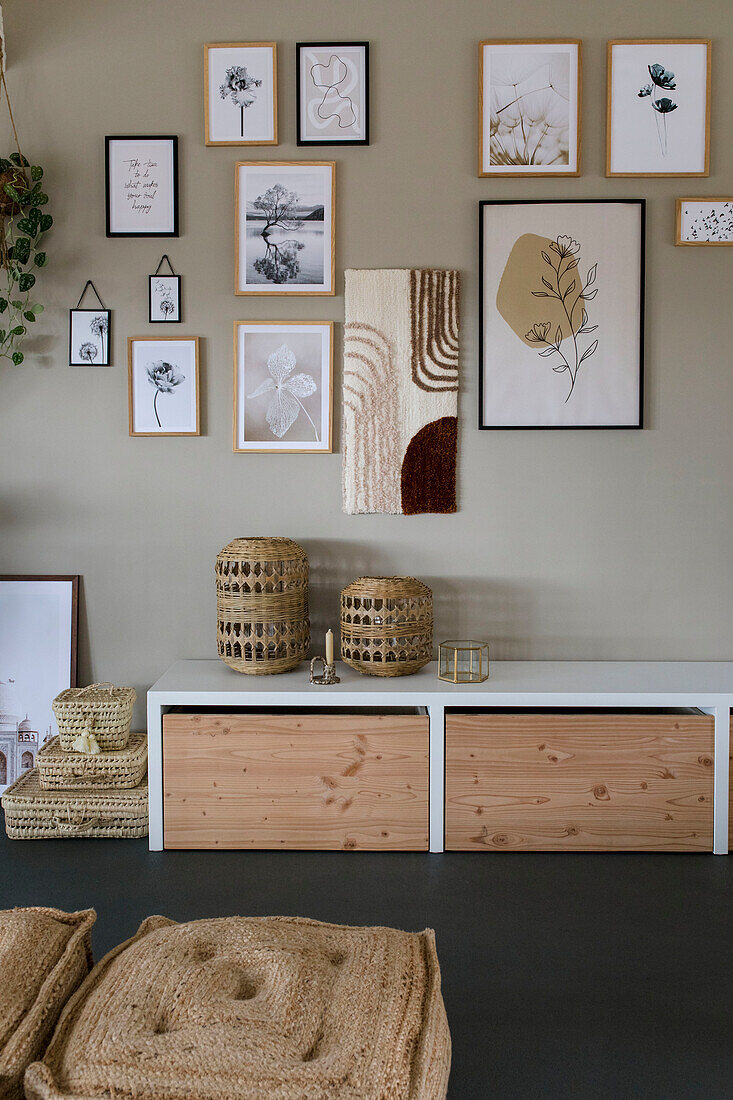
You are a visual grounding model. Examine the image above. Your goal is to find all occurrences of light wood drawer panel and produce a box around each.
[163,713,429,850]
[446,713,714,852]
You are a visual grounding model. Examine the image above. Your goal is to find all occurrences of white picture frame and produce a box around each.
[105,135,179,237]
[205,43,278,146]
[128,336,200,436]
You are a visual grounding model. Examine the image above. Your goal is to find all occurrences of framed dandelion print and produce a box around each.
[479,200,645,430]
[128,336,200,437]
[478,40,581,177]
[105,136,179,236]
[296,42,369,145]
[234,321,333,453]
[606,40,711,177]
[69,309,111,366]
[676,198,733,246]
[149,256,181,322]
[235,162,335,295]
[204,43,278,146]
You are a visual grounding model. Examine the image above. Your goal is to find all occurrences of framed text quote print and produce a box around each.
[105,136,179,237]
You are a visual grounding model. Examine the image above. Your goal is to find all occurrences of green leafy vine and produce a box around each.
[0,152,52,366]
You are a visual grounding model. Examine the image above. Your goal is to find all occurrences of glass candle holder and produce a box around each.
[438,640,490,683]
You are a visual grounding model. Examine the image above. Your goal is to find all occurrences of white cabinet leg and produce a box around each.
[147,697,164,851]
[713,702,730,855]
[429,704,445,853]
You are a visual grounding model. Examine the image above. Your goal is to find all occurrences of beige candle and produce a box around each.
[325,628,334,665]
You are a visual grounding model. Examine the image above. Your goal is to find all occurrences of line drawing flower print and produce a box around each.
[219,64,262,138]
[89,313,108,361]
[489,52,570,167]
[146,360,185,428]
[248,342,319,440]
[526,234,599,402]
[309,55,357,129]
[78,340,98,364]
[638,62,678,157]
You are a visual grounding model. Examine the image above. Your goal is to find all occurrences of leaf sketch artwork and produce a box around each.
[638,62,678,157]
[489,51,570,167]
[248,343,319,440]
[146,360,185,428]
[220,65,262,139]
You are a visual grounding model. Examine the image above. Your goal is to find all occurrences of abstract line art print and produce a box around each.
[297,43,369,145]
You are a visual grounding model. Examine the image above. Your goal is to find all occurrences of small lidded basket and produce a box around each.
[340,576,433,677]
[52,683,136,753]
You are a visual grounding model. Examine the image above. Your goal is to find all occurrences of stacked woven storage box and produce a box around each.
[1,684,149,840]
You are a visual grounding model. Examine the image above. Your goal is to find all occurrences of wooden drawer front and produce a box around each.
[163,713,429,850]
[446,713,714,852]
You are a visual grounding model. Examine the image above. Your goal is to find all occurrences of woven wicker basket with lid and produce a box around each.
[52,683,135,752]
[340,576,433,677]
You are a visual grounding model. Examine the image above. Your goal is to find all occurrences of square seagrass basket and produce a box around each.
[52,683,135,752]
[1,769,148,840]
[37,733,147,791]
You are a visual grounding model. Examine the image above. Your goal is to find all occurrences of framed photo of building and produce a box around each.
[296,42,369,145]
[235,161,335,295]
[204,43,278,146]
[105,136,179,236]
[606,40,711,177]
[478,39,581,177]
[234,321,333,453]
[128,336,200,436]
[69,308,111,365]
[676,198,733,245]
[479,199,645,430]
[0,575,79,793]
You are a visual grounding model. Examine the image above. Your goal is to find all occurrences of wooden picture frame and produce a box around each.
[606,39,711,178]
[204,42,278,147]
[233,321,334,453]
[105,136,179,237]
[676,197,733,245]
[148,274,182,322]
[128,336,200,436]
[296,42,370,146]
[235,161,336,296]
[68,308,111,366]
[478,39,582,178]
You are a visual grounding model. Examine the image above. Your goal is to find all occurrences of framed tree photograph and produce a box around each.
[149,275,181,322]
[235,161,335,295]
[676,198,733,245]
[105,136,179,236]
[479,200,645,430]
[478,39,581,177]
[69,308,111,366]
[0,575,79,793]
[606,40,711,177]
[204,43,278,146]
[128,336,200,436]
[296,42,369,145]
[234,321,333,453]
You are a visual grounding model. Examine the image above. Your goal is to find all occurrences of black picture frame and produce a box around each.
[148,274,182,324]
[68,308,112,366]
[296,42,370,146]
[478,199,646,430]
[105,135,179,238]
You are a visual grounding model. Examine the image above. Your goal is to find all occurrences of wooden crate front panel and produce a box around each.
[446,713,714,852]
[163,713,429,850]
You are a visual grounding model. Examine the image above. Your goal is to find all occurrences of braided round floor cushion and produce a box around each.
[0,908,95,1100]
[25,914,451,1100]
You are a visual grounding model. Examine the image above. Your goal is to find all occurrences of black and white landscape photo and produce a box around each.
[69,308,111,365]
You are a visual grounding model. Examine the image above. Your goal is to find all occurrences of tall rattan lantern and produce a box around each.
[216,537,309,674]
[340,576,433,677]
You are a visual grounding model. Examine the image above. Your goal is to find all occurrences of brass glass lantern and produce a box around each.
[438,640,490,683]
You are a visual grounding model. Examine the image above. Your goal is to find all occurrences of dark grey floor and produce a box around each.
[1,831,731,1099]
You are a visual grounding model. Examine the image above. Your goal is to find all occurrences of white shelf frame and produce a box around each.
[147,660,732,855]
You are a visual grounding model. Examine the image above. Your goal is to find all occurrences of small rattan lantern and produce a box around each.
[340,576,433,677]
[216,537,309,674]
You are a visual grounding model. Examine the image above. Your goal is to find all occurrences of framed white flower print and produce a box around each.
[128,336,200,436]
[204,43,278,146]
[606,40,711,177]
[479,40,581,177]
[233,321,333,453]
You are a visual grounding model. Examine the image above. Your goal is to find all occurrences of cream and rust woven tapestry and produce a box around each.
[343,268,460,515]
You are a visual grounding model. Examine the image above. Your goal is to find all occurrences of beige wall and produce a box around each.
[2,0,732,720]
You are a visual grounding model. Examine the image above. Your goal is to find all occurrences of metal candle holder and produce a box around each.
[310,656,340,685]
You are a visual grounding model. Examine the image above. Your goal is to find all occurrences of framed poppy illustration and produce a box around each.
[204,43,278,146]
[606,40,711,177]
[478,40,581,177]
[479,200,645,430]
[233,321,333,453]
[676,198,733,245]
[128,336,200,436]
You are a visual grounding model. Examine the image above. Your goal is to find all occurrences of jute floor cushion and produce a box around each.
[25,914,451,1100]
[0,907,95,1100]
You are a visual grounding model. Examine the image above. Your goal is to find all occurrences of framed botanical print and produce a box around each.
[478,40,581,177]
[128,336,200,436]
[235,162,335,295]
[149,275,181,322]
[105,136,179,236]
[606,40,711,177]
[296,42,369,145]
[69,308,111,365]
[234,321,333,453]
[204,43,278,146]
[479,200,645,430]
[676,198,733,245]
[0,575,79,793]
